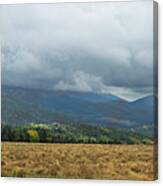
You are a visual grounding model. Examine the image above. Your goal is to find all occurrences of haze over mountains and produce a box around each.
[1,2,155,131]
[2,85,155,128]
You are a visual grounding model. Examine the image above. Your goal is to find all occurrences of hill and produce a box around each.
[1,85,155,128]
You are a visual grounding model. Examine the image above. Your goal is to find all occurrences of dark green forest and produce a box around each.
[1,123,154,144]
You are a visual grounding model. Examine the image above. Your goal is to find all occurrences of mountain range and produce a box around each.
[1,85,156,128]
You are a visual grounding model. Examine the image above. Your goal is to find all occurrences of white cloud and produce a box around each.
[55,71,104,92]
[55,70,150,101]
[0,1,154,100]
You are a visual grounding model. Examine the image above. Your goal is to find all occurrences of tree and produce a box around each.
[27,129,40,142]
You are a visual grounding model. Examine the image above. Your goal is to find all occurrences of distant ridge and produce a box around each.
[1,85,155,128]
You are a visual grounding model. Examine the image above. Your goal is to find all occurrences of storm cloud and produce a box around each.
[0,1,154,100]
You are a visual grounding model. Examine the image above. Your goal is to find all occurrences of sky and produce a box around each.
[0,1,154,101]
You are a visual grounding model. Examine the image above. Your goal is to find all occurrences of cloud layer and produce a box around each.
[0,1,154,100]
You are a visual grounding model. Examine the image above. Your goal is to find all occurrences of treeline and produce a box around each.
[1,123,154,144]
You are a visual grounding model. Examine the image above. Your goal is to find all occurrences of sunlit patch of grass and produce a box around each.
[1,142,156,180]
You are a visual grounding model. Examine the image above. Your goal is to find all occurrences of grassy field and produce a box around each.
[1,142,156,180]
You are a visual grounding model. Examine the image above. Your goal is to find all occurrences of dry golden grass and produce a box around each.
[1,142,156,180]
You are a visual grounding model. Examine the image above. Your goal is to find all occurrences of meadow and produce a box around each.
[1,142,156,180]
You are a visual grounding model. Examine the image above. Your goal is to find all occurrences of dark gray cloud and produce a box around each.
[0,1,154,100]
